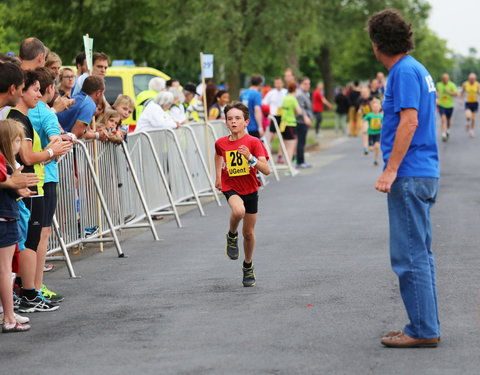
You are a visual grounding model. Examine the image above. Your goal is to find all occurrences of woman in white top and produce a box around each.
[134,91,177,132]
[168,87,187,125]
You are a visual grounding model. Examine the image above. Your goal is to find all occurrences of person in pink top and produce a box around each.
[312,82,332,137]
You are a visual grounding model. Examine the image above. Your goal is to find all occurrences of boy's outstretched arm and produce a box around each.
[215,154,223,190]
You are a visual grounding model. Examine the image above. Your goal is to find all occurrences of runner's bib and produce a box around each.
[226,150,249,177]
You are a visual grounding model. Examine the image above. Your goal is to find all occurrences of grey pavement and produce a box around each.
[2,108,480,374]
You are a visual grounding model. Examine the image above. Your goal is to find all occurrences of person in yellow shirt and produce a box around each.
[460,72,480,137]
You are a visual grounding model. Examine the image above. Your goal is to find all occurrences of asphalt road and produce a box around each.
[1,107,480,375]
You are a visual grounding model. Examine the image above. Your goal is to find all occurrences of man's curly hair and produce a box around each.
[367,10,414,56]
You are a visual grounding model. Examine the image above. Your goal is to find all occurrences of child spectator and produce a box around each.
[357,86,372,154]
[0,119,31,332]
[208,90,230,120]
[113,94,135,133]
[334,87,350,135]
[96,109,124,144]
[58,68,75,98]
[363,98,383,166]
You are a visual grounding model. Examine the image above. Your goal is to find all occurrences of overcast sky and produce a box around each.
[427,0,478,56]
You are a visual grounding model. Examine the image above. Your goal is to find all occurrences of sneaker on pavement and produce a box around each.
[18,295,59,313]
[0,312,30,324]
[296,163,312,169]
[41,284,65,303]
[242,264,256,287]
[226,233,239,260]
[442,133,447,142]
[2,321,31,333]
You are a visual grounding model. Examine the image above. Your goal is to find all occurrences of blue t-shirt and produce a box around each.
[240,88,262,132]
[28,101,61,183]
[57,91,96,132]
[382,55,439,178]
[71,72,89,97]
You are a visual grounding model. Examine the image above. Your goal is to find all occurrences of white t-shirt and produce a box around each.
[71,72,89,97]
[262,88,287,116]
[135,102,176,132]
[169,104,186,124]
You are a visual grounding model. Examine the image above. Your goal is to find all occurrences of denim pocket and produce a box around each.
[413,178,438,203]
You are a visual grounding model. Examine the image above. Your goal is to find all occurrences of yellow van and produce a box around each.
[105,66,170,126]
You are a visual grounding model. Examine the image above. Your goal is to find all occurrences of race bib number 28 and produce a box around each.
[226,150,249,177]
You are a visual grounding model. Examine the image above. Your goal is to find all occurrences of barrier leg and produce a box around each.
[51,215,79,278]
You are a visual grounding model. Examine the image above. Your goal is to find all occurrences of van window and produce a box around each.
[105,76,123,105]
[133,74,156,97]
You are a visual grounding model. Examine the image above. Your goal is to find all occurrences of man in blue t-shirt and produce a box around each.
[57,75,108,141]
[368,10,441,348]
[239,74,264,138]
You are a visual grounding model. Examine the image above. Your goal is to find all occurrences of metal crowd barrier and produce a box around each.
[267,115,298,176]
[47,140,159,277]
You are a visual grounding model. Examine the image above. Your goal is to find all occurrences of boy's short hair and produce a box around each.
[0,62,24,93]
[287,81,297,93]
[224,101,250,121]
[370,97,381,106]
[250,74,263,86]
[113,94,135,109]
[34,67,55,95]
[23,70,39,92]
[93,52,110,65]
[367,10,414,56]
[82,75,105,95]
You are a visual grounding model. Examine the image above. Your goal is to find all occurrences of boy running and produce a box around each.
[215,102,270,287]
[363,98,383,166]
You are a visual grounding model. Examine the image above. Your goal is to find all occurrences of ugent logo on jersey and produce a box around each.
[425,75,436,93]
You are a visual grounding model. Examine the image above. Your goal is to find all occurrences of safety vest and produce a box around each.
[134,89,157,120]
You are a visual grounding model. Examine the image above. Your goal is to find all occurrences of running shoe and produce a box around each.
[41,284,65,303]
[468,130,475,138]
[276,156,285,164]
[226,233,239,260]
[84,225,99,237]
[0,312,30,324]
[442,133,447,142]
[242,264,256,287]
[363,148,369,155]
[18,295,59,313]
[296,163,312,169]
[2,321,30,333]
[374,160,379,166]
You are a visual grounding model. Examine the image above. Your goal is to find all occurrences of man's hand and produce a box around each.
[304,115,312,127]
[47,138,72,157]
[375,168,397,193]
[53,96,75,113]
[8,166,39,189]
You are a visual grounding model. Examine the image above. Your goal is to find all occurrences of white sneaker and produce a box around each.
[0,312,30,324]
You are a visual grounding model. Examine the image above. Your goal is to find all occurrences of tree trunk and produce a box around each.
[316,45,335,101]
[227,65,241,100]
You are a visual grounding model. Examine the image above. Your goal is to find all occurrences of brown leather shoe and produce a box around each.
[381,333,439,348]
[383,329,402,338]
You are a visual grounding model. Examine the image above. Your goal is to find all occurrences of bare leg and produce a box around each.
[35,227,51,290]
[242,213,257,263]
[374,142,380,162]
[465,109,472,130]
[19,249,36,290]
[227,195,245,234]
[0,245,16,323]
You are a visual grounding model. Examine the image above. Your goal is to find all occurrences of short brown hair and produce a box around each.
[287,81,297,93]
[250,74,263,86]
[224,101,249,121]
[367,10,414,56]
[93,52,110,65]
[82,75,105,95]
[34,67,55,95]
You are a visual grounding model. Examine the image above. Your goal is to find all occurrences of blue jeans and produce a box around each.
[387,177,440,339]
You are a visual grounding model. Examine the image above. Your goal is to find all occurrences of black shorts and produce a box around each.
[281,126,297,140]
[465,102,479,112]
[223,190,258,214]
[42,182,58,227]
[269,116,282,133]
[438,106,453,119]
[368,133,381,146]
[23,196,44,251]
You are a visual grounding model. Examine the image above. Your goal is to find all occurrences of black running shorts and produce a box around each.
[223,190,258,214]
